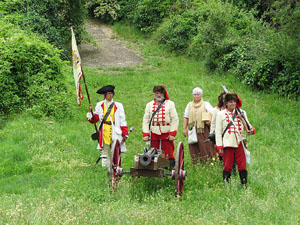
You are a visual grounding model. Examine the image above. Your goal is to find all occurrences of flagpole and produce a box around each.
[72,27,101,165]
[81,66,98,133]
[71,27,98,133]
[81,68,102,166]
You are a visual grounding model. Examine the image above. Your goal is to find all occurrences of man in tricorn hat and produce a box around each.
[215,92,255,186]
[87,85,128,167]
[142,85,179,168]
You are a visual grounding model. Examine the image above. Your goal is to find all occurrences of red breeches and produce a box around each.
[223,143,246,173]
[150,132,174,159]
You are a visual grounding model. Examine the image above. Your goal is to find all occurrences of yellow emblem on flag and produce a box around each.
[71,27,84,106]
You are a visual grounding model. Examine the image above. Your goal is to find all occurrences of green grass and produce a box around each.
[1,23,300,224]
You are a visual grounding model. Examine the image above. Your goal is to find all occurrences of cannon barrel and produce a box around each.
[140,148,157,166]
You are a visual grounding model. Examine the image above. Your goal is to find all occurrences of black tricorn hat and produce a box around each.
[96,85,115,94]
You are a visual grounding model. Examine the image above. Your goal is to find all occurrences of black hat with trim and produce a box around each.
[96,85,115,94]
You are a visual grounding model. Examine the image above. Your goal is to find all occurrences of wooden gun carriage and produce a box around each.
[108,140,187,196]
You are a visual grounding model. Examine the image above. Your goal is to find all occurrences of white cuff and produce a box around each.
[86,112,93,120]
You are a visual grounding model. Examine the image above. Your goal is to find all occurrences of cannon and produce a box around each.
[139,147,157,166]
[108,139,187,196]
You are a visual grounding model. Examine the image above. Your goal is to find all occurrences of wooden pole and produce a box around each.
[81,66,98,133]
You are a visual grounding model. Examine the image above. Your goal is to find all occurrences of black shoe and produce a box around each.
[223,171,231,183]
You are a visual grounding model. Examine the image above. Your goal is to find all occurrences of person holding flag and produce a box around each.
[87,85,129,167]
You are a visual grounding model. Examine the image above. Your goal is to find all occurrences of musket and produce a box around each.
[221,85,252,132]
[94,126,134,166]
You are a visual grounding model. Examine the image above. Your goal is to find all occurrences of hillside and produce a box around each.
[0,21,300,224]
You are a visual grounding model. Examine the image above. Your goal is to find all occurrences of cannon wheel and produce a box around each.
[109,139,122,190]
[174,142,185,197]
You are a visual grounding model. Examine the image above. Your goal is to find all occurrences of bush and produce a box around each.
[185,0,258,70]
[0,22,71,118]
[219,45,254,72]
[241,32,300,99]
[86,0,120,23]
[0,0,87,58]
[155,10,200,53]
[265,1,300,41]
[133,0,172,33]
[117,0,139,21]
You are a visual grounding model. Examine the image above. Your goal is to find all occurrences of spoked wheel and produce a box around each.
[172,142,187,197]
[108,139,123,190]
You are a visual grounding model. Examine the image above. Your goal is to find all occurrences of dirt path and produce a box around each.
[78,19,144,68]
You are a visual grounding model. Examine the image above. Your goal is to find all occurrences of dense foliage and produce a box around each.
[0,0,87,58]
[116,0,185,33]
[86,0,120,22]
[155,10,200,53]
[0,21,70,118]
[223,1,300,99]
[0,0,87,118]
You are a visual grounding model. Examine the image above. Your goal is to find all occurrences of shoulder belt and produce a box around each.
[99,102,115,131]
[222,110,237,138]
[149,99,166,131]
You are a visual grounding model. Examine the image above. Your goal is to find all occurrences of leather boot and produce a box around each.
[223,171,231,183]
[239,170,248,186]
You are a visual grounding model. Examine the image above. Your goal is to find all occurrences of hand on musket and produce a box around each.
[237,112,253,134]
[247,127,255,135]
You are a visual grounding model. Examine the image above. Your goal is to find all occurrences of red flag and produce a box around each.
[71,27,83,106]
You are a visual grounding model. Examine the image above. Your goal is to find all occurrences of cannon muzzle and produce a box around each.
[140,148,157,166]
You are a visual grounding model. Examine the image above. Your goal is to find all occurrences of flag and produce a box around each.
[71,27,83,106]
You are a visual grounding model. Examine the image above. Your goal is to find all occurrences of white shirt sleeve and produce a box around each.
[204,101,214,113]
[184,102,191,118]
[210,107,218,134]
[169,101,179,133]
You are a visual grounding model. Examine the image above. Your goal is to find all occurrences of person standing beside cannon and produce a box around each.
[87,85,129,167]
[210,92,226,163]
[215,92,255,186]
[142,85,179,169]
[183,87,216,164]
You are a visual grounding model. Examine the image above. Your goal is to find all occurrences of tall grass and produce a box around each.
[0,23,300,224]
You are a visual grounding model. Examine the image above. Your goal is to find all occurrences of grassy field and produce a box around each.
[1,23,300,224]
